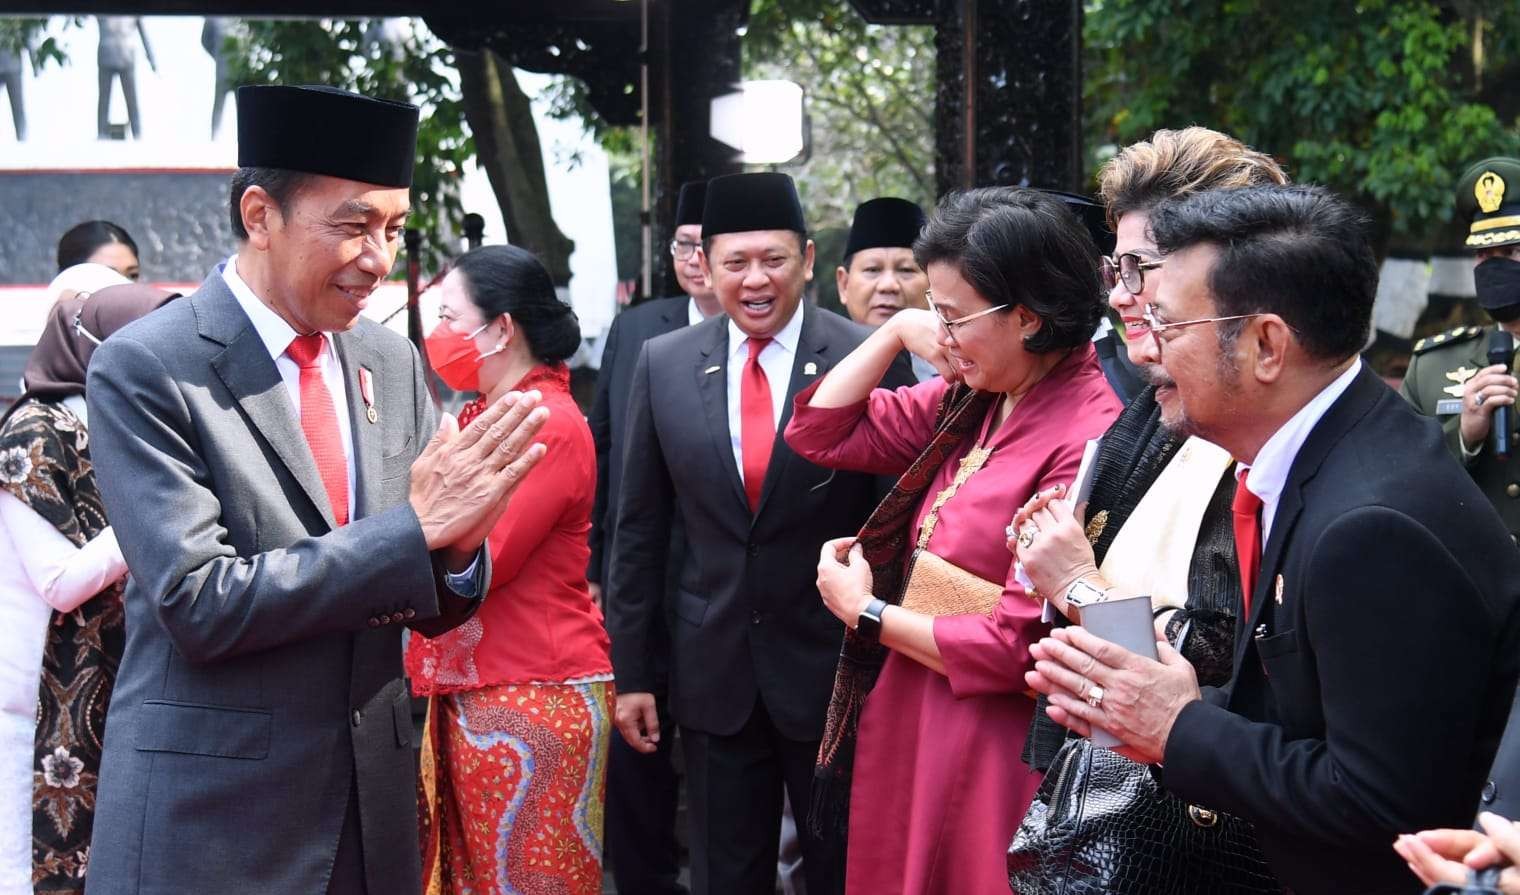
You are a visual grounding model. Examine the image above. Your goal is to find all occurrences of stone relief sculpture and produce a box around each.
[96,16,157,140]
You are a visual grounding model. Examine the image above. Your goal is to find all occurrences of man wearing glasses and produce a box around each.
[587,178,714,895]
[1022,185,1520,894]
[1400,156,1520,543]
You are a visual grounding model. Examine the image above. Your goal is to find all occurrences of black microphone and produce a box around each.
[1489,330,1514,459]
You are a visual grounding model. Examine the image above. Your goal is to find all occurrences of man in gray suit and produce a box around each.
[84,85,548,894]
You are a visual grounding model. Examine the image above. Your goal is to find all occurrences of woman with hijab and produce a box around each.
[0,283,177,893]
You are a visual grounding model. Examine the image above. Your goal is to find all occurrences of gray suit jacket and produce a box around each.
[606,306,914,739]
[84,274,481,894]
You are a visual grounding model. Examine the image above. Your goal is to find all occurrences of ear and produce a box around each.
[802,239,817,283]
[494,312,517,349]
[1249,314,1292,384]
[1016,304,1044,338]
[240,186,282,252]
[695,247,714,290]
[834,265,849,298]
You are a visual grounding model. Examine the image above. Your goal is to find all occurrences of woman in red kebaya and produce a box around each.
[411,245,612,895]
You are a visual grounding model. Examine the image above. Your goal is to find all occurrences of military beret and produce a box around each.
[843,197,926,260]
[702,172,807,238]
[1456,157,1520,250]
[237,85,419,188]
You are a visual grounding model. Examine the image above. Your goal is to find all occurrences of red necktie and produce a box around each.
[1231,472,1263,619]
[286,333,350,526]
[740,337,775,513]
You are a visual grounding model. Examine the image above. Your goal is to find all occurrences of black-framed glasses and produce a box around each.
[1101,252,1165,295]
[670,238,700,261]
[927,289,1009,341]
[1139,303,1264,343]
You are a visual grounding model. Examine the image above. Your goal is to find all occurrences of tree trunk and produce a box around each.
[456,48,575,286]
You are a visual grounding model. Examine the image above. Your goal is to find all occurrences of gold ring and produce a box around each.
[1086,684,1105,708]
[1017,529,1036,549]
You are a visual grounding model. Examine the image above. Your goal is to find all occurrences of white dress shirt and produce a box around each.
[1236,358,1362,541]
[725,302,805,484]
[222,256,357,519]
[687,297,707,327]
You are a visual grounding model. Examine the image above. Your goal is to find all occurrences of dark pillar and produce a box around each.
[934,0,1083,195]
[649,0,745,296]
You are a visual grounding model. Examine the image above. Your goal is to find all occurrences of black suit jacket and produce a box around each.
[1162,365,1520,895]
[589,295,690,584]
[607,305,914,739]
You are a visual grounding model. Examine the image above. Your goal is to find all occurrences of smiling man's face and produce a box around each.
[837,246,928,327]
[700,230,814,339]
[253,174,410,333]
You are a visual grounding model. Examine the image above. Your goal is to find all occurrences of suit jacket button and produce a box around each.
[747,542,759,558]
[1483,780,1498,803]
[404,608,416,619]
[368,616,381,627]
[751,611,762,625]
[391,612,406,624]
[1507,483,1520,499]
[351,709,363,727]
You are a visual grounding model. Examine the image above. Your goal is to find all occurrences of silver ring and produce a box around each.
[1086,684,1105,708]
[1017,527,1037,549]
[1477,393,1487,407]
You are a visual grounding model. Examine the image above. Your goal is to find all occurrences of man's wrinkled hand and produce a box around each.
[615,691,660,754]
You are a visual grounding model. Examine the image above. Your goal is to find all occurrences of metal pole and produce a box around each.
[639,0,653,302]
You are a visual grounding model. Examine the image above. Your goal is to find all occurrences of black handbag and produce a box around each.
[1007,736,1281,894]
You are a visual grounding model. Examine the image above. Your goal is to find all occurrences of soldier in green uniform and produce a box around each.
[1401,156,1520,539]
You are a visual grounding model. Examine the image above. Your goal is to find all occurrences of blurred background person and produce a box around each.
[589,178,712,895]
[790,187,1120,894]
[1399,156,1520,543]
[0,283,177,894]
[410,244,611,895]
[56,220,141,282]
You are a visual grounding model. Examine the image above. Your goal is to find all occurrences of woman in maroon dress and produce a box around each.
[785,188,1122,894]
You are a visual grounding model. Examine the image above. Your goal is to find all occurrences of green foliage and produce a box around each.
[1085,0,1520,246]
[0,17,80,69]
[745,0,937,236]
[225,19,470,271]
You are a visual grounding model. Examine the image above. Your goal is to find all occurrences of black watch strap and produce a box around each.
[856,598,888,642]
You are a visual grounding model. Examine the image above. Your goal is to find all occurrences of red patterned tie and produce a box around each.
[286,333,349,526]
[740,337,775,513]
[1231,472,1263,619]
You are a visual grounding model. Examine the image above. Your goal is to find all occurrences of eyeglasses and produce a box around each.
[670,238,700,261]
[927,289,1009,340]
[1139,303,1264,342]
[1101,252,1165,295]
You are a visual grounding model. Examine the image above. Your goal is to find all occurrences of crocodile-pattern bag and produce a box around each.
[1007,737,1281,894]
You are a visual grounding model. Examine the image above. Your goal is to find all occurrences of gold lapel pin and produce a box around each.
[704,365,721,375]
[803,361,818,376]
[1274,574,1284,605]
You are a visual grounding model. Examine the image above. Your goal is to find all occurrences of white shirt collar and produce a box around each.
[222,255,336,361]
[726,299,805,362]
[1237,358,1362,537]
[687,297,706,327]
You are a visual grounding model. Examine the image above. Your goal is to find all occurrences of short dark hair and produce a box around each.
[451,245,582,364]
[228,167,315,241]
[914,187,1104,354]
[1148,185,1376,362]
[57,220,138,272]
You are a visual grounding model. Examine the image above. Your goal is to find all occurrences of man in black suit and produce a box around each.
[607,172,911,895]
[1023,185,1520,895]
[589,179,713,895]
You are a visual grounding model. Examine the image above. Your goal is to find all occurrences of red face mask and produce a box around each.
[425,319,501,393]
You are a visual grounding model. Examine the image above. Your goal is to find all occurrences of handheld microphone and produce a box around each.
[1489,330,1514,458]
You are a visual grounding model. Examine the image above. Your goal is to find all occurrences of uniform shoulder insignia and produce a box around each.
[1413,325,1485,355]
